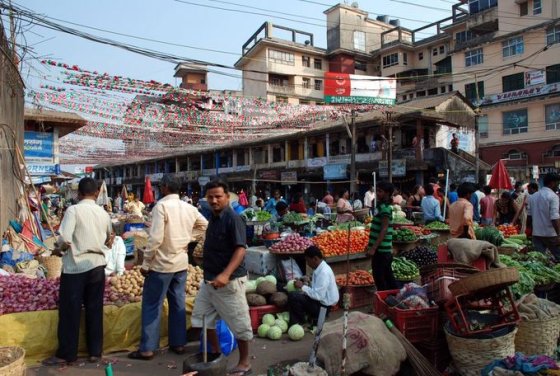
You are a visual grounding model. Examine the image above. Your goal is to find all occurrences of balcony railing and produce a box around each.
[267,84,295,95]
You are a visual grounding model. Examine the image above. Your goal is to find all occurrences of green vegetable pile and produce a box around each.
[425,221,450,231]
[394,228,417,242]
[499,252,560,297]
[474,226,504,246]
[255,211,272,221]
[392,257,420,281]
[281,212,304,224]
[393,216,413,225]
[329,221,364,231]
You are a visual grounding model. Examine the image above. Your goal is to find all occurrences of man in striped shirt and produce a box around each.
[366,181,397,291]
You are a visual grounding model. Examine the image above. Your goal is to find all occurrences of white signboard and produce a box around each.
[525,70,545,86]
[306,157,327,168]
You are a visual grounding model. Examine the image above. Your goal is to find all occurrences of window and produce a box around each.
[433,48,438,56]
[546,104,560,130]
[456,30,474,43]
[418,52,424,60]
[544,145,560,157]
[269,50,294,65]
[269,74,289,87]
[302,77,311,89]
[448,85,453,92]
[547,26,560,45]
[502,36,524,58]
[520,1,528,16]
[504,150,525,160]
[441,86,447,93]
[382,53,399,68]
[439,45,445,54]
[314,79,323,91]
[502,72,525,92]
[276,96,288,104]
[403,53,408,66]
[547,64,560,84]
[468,0,497,13]
[503,109,528,135]
[416,90,426,97]
[353,31,366,51]
[314,58,322,70]
[533,0,542,14]
[465,48,483,67]
[464,81,484,103]
[478,115,489,138]
[428,88,438,95]
[302,56,310,68]
[355,60,367,71]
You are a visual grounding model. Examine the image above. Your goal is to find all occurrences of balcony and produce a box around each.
[466,6,499,33]
[451,33,496,53]
[267,83,295,95]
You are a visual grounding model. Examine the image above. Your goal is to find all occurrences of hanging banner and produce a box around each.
[323,164,348,180]
[27,164,60,176]
[324,73,396,105]
[24,131,54,161]
[525,70,545,87]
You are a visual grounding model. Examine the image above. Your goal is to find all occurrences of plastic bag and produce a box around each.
[280,258,303,280]
[199,320,238,356]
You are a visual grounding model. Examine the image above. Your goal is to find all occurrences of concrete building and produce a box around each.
[174,63,208,91]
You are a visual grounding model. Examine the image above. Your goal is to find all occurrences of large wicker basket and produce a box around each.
[133,236,148,250]
[0,346,26,376]
[40,255,62,279]
[445,325,517,376]
[515,316,560,357]
[448,268,519,297]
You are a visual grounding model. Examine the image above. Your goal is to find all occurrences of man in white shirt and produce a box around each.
[364,186,376,215]
[529,173,560,261]
[105,236,126,276]
[289,246,339,326]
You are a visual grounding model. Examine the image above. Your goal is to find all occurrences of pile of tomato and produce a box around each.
[335,270,374,286]
[497,224,519,237]
[312,229,369,257]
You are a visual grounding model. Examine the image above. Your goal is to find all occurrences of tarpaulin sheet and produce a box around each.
[0,297,194,365]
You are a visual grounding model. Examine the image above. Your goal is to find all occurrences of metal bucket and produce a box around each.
[182,353,227,376]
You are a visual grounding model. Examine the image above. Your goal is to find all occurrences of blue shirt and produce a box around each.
[264,198,286,217]
[421,195,444,222]
[470,194,480,222]
[448,191,458,204]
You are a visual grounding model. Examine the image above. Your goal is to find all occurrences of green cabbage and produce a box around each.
[267,325,283,340]
[288,324,305,341]
[257,324,270,338]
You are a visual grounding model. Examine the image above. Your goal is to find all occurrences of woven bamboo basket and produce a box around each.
[40,256,62,279]
[0,346,26,376]
[448,268,519,297]
[445,326,517,376]
[133,236,148,250]
[515,316,560,356]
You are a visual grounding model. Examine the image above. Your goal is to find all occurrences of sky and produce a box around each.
[12,0,457,92]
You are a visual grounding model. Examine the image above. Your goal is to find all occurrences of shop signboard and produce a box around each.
[525,70,545,86]
[379,159,406,177]
[198,176,210,186]
[481,82,559,105]
[281,171,297,185]
[27,164,60,176]
[306,157,327,168]
[24,131,54,161]
[258,170,279,180]
[324,73,396,105]
[323,164,348,180]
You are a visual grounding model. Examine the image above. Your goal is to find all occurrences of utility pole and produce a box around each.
[349,110,358,194]
[474,74,481,184]
[9,0,17,62]
[386,112,395,183]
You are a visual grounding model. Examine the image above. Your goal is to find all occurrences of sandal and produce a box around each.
[127,350,154,361]
[42,356,70,367]
[227,367,253,376]
[169,346,186,355]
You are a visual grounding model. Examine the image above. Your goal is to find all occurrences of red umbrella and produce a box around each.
[489,159,513,190]
[143,176,155,204]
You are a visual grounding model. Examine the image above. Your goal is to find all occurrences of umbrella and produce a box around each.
[489,159,513,190]
[143,176,155,204]
[121,185,128,202]
[96,181,110,206]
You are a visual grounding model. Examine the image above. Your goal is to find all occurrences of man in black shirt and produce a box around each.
[191,180,252,376]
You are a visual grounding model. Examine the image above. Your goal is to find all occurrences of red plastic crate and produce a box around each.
[339,285,375,309]
[374,290,439,343]
[249,305,282,333]
[421,264,479,305]
[437,244,487,271]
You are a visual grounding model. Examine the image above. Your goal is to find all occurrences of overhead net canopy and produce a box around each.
[28,60,385,164]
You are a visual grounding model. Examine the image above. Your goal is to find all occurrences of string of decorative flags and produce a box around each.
[30,60,389,163]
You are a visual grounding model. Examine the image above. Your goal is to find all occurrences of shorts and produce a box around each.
[191,276,253,341]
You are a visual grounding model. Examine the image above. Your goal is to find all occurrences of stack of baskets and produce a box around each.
[40,255,62,279]
[515,306,560,357]
[0,346,26,376]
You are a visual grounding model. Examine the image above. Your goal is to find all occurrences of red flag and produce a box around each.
[143,176,155,204]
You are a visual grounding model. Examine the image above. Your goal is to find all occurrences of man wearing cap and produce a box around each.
[528,173,560,261]
[129,174,208,360]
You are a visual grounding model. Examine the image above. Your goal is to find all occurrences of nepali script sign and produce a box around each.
[324,73,396,105]
[24,131,54,161]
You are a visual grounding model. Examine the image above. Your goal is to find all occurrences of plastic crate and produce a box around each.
[374,289,439,343]
[249,305,282,333]
[437,244,487,271]
[339,285,375,309]
[421,264,479,305]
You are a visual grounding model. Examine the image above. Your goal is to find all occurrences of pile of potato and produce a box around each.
[186,264,203,296]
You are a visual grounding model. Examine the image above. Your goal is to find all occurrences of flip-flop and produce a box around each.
[127,350,154,361]
[227,367,252,376]
[41,356,70,367]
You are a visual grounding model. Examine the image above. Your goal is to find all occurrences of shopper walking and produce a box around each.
[364,185,376,215]
[191,180,253,376]
[42,177,114,366]
[529,173,560,261]
[449,183,476,239]
[129,174,208,360]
